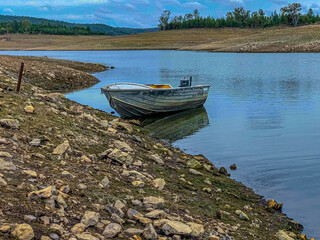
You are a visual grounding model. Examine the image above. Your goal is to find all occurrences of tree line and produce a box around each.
[159,3,319,30]
[0,20,105,35]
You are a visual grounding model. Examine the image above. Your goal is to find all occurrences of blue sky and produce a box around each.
[0,0,319,28]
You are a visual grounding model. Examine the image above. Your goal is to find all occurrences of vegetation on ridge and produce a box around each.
[159,3,318,30]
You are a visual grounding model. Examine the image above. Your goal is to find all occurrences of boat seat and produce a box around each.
[146,84,172,89]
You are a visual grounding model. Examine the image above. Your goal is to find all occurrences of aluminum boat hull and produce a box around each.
[101,84,210,118]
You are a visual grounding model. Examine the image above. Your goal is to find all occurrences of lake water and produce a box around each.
[2,50,320,238]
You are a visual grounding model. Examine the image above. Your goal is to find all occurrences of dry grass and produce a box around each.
[2,24,320,52]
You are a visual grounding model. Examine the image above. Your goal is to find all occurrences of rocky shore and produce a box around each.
[0,56,312,240]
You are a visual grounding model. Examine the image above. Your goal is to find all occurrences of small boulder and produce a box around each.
[29,138,41,147]
[162,221,192,236]
[11,224,34,240]
[143,196,165,207]
[189,169,203,176]
[152,178,166,190]
[219,167,228,175]
[230,164,237,170]
[52,140,70,155]
[99,177,110,189]
[0,158,16,170]
[149,154,164,165]
[188,222,204,237]
[81,211,100,228]
[24,106,35,114]
[187,159,202,169]
[145,210,166,219]
[28,186,54,199]
[235,210,249,221]
[143,223,157,240]
[103,223,121,238]
[0,119,20,129]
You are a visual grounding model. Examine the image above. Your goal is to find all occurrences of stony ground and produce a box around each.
[0,57,312,240]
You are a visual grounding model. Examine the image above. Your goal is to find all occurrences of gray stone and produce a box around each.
[103,223,121,238]
[143,224,158,240]
[29,138,41,147]
[81,211,100,228]
[0,158,16,170]
[0,119,20,129]
[149,154,164,165]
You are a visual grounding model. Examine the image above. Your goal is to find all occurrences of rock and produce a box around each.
[208,235,220,240]
[28,186,54,199]
[100,120,109,129]
[0,177,7,186]
[61,171,74,178]
[114,200,126,210]
[203,164,212,171]
[22,170,37,178]
[230,164,237,170]
[149,154,164,165]
[189,169,203,176]
[111,213,125,224]
[0,152,12,158]
[103,223,121,238]
[143,223,158,240]
[288,220,304,232]
[132,180,145,188]
[76,232,99,240]
[276,230,295,240]
[0,225,11,233]
[187,159,202,169]
[0,119,20,129]
[152,178,166,190]
[145,210,166,219]
[52,140,70,155]
[29,138,41,147]
[24,106,35,114]
[235,210,249,221]
[99,176,110,188]
[124,228,144,236]
[188,222,204,237]
[71,223,86,235]
[11,224,34,240]
[81,211,100,228]
[114,140,133,152]
[78,183,87,190]
[80,155,91,163]
[49,224,64,235]
[127,208,143,220]
[268,199,283,212]
[109,149,133,165]
[219,167,228,175]
[162,221,192,236]
[0,158,16,170]
[24,215,37,222]
[143,196,165,207]
[116,122,133,134]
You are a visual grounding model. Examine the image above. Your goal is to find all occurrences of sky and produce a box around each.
[0,0,319,28]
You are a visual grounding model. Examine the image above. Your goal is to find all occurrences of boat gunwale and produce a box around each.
[101,85,211,93]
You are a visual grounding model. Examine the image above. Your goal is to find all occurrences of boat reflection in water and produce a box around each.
[140,107,210,142]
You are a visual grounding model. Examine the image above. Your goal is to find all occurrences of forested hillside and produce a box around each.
[159,3,320,30]
[0,15,159,36]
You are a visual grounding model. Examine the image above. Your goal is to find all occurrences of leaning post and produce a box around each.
[16,62,24,93]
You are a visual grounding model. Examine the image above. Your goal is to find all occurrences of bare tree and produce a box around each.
[281,3,302,27]
[159,10,171,30]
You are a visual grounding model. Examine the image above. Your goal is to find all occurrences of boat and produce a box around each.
[101,77,210,118]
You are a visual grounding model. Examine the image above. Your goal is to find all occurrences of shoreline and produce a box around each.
[0,55,311,240]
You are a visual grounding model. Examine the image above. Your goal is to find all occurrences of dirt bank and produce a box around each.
[0,56,310,240]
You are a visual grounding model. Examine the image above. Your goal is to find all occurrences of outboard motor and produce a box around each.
[179,76,193,87]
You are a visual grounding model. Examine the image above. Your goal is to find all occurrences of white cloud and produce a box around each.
[0,0,110,7]
[182,2,206,9]
[2,7,14,14]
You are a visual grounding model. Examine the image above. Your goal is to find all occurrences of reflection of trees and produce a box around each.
[141,107,210,142]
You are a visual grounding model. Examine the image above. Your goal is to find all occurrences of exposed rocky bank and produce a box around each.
[0,56,312,240]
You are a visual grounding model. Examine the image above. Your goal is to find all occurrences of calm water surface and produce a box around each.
[2,51,320,237]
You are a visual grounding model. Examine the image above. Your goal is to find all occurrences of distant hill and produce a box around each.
[0,15,159,36]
